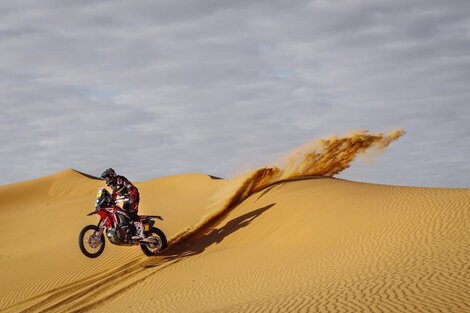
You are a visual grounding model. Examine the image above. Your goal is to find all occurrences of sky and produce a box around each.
[1,0,469,188]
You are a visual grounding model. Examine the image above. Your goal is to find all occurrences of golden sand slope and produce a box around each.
[0,170,223,312]
[0,169,469,313]
[167,129,406,247]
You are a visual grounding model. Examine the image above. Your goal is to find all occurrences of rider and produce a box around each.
[100,168,144,240]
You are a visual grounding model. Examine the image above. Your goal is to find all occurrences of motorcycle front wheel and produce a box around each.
[140,227,168,256]
[79,225,105,258]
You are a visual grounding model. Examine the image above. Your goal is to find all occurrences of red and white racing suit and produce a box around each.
[107,175,140,222]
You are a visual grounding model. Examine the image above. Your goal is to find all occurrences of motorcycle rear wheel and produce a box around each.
[140,227,168,256]
[79,225,105,258]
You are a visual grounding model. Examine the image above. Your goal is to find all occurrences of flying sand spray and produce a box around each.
[168,129,405,246]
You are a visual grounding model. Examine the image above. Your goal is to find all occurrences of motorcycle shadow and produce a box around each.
[140,203,276,268]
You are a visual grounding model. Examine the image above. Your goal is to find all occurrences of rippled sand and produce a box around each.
[0,169,469,312]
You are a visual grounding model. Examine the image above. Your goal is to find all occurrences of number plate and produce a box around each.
[144,224,150,231]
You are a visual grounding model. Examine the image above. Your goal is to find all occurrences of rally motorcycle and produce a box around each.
[79,188,167,258]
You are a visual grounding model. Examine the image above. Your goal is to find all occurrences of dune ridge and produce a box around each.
[168,130,405,247]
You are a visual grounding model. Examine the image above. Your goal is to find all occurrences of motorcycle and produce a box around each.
[78,188,167,258]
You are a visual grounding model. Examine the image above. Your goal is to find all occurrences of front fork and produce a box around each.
[96,217,108,238]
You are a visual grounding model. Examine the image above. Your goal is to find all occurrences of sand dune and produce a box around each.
[0,168,469,313]
[0,170,222,312]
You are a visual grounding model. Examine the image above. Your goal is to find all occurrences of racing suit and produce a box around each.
[107,175,142,238]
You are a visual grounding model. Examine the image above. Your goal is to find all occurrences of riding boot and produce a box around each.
[132,222,145,239]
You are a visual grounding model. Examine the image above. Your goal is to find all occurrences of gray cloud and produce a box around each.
[1,0,469,187]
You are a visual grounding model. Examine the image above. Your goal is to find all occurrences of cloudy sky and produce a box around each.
[1,0,469,188]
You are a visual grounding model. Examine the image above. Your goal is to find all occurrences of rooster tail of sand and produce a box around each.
[168,129,405,246]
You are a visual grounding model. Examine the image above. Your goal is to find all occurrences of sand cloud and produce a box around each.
[224,129,406,209]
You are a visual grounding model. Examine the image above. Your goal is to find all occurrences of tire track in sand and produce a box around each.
[1,256,178,313]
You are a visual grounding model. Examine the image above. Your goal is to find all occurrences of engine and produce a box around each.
[116,222,132,241]
[106,222,134,245]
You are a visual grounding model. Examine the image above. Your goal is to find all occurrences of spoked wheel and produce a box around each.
[140,227,168,256]
[79,225,105,258]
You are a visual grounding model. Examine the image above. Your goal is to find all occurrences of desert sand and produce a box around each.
[1,131,469,312]
[0,169,469,313]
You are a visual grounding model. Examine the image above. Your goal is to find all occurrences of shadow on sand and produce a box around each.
[142,203,275,268]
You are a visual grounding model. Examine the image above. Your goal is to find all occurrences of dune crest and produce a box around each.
[169,129,404,246]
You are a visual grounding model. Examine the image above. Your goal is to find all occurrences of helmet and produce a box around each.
[100,168,116,184]
[95,188,113,209]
